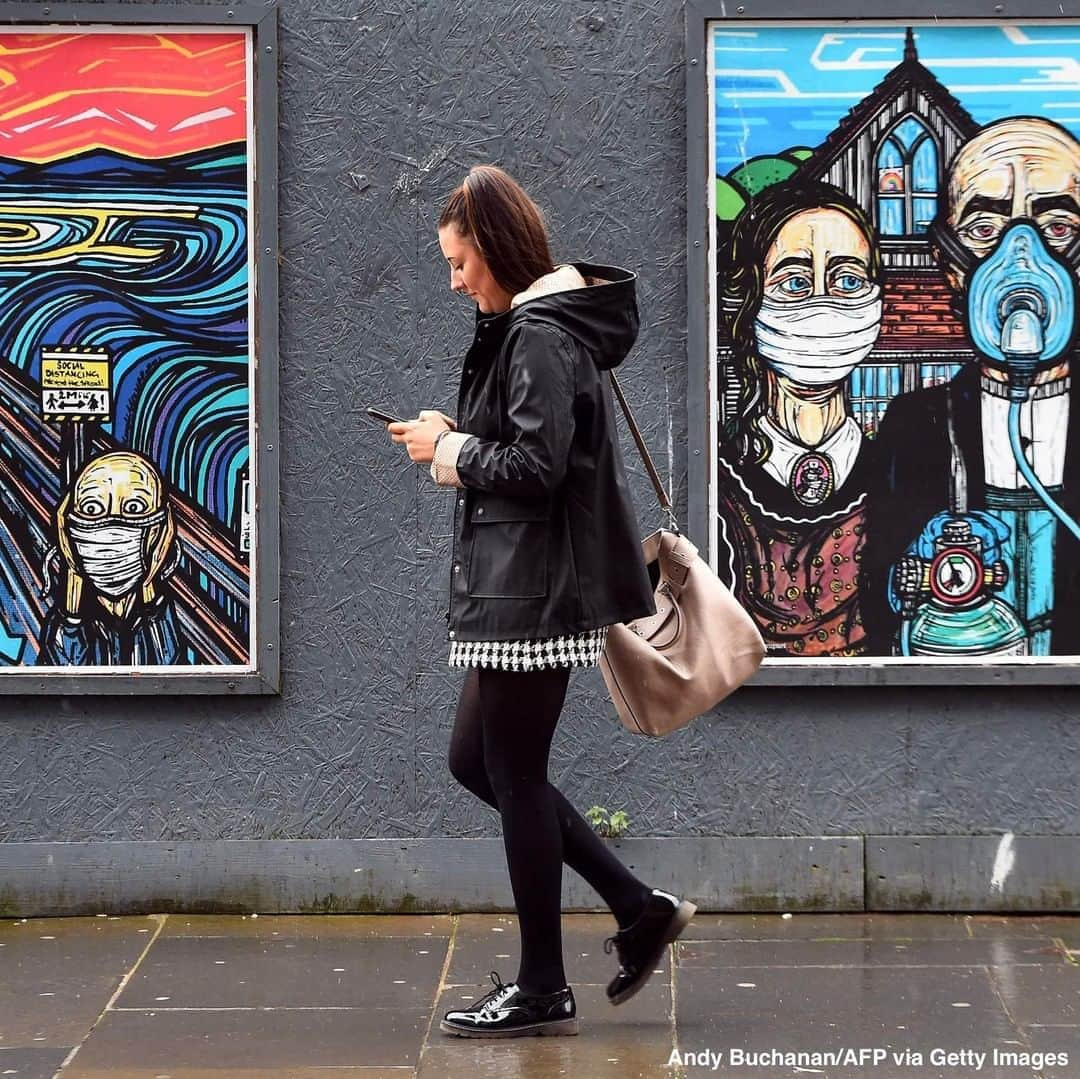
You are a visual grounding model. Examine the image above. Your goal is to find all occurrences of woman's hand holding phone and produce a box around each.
[387,409,457,465]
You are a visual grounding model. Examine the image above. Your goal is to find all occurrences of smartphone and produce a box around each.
[365,406,407,426]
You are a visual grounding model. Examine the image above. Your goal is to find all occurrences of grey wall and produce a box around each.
[2,0,1078,913]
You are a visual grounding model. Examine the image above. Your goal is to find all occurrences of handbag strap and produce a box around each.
[607,369,680,532]
[665,533,698,594]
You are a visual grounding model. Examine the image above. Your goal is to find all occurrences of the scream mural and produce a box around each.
[710,22,1080,661]
[0,30,253,671]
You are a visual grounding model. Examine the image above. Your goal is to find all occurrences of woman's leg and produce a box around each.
[447,665,652,994]
[479,665,568,996]
[447,667,651,931]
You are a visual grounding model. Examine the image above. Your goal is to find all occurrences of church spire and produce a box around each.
[904,26,917,62]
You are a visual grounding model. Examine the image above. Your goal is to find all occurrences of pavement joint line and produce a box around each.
[1055,939,1080,963]
[110,1006,416,1012]
[679,935,967,943]
[156,934,455,941]
[53,912,169,1078]
[665,962,1057,969]
[417,910,459,1064]
[982,961,1045,1077]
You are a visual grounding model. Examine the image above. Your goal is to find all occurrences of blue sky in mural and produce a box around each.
[713,23,1080,169]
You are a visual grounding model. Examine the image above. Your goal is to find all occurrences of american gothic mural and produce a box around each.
[709,23,1080,662]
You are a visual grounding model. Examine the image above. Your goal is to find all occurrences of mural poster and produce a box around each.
[0,29,255,673]
[709,21,1080,664]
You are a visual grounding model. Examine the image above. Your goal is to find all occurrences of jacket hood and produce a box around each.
[477,262,640,370]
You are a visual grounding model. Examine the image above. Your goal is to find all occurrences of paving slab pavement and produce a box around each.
[2,912,1079,1078]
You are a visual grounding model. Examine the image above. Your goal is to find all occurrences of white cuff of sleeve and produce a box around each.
[430,430,474,488]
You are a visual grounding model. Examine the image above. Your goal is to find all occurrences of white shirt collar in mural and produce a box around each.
[757,414,863,495]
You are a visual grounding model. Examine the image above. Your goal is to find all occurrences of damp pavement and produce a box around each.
[2,912,1080,1078]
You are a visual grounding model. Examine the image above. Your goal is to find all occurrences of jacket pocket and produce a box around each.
[466,494,551,598]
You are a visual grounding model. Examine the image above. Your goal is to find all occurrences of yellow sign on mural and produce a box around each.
[41,357,110,389]
[40,348,112,421]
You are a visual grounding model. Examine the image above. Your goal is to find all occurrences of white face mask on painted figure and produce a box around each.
[753,284,883,387]
[67,511,165,598]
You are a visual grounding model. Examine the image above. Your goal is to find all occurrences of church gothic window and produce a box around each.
[876,115,939,235]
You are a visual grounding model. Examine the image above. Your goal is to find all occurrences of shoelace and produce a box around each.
[474,970,518,1015]
[603,931,632,973]
[603,894,662,960]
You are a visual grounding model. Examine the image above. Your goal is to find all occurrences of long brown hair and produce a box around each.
[438,165,555,296]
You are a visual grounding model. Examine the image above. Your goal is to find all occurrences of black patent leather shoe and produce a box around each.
[604,889,697,1005]
[439,970,579,1038]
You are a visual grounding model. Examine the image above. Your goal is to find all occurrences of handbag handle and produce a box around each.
[607,369,680,533]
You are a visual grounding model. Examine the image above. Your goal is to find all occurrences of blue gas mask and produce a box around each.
[965,220,1078,386]
[897,212,1080,619]
[951,218,1080,542]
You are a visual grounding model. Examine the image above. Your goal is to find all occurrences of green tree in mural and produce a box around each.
[716,148,814,220]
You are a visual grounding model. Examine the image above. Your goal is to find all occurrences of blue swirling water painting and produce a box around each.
[0,143,253,668]
[0,146,249,534]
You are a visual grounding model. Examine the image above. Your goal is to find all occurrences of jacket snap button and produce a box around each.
[448,631,455,638]
[477,507,484,515]
[454,564,461,573]
[465,367,472,375]
[458,497,465,507]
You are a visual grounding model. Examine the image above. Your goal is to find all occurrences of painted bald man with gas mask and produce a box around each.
[37,450,186,665]
[863,117,1080,657]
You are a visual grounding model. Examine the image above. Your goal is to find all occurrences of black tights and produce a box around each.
[448,664,652,997]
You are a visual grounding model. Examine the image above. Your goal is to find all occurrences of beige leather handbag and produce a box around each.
[599,371,766,737]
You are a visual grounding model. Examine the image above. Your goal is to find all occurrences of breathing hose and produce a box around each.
[899,618,912,657]
[997,303,1080,540]
[1006,395,1080,541]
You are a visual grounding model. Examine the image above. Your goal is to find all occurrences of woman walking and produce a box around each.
[388,165,696,1038]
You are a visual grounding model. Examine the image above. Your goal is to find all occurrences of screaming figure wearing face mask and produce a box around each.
[37,450,186,666]
[65,506,168,599]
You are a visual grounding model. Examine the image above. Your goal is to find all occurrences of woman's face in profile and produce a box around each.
[761,208,873,305]
[438,225,512,314]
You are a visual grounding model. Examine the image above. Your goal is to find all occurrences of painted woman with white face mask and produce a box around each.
[717,180,883,657]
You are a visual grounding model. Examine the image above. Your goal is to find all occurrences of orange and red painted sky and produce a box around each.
[0,32,247,163]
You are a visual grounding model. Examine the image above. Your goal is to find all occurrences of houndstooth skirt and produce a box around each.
[448,625,611,671]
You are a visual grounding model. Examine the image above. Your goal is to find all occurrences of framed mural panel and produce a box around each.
[687,2,1080,684]
[0,3,279,694]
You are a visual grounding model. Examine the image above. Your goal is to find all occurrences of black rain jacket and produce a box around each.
[444,262,657,641]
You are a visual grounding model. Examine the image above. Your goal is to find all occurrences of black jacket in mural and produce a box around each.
[861,361,1080,655]
[444,262,657,641]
